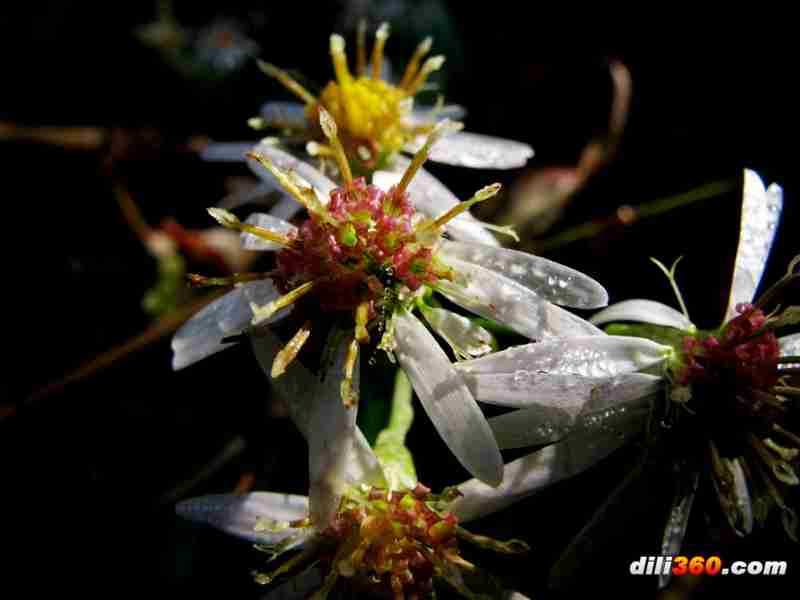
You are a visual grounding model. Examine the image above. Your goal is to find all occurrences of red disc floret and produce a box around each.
[273,177,451,311]
[676,303,780,390]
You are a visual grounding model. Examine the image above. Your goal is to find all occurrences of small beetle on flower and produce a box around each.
[171,109,609,488]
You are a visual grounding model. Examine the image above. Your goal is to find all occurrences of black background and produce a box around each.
[2,2,798,598]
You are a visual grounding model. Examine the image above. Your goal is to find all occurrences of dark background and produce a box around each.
[2,2,797,598]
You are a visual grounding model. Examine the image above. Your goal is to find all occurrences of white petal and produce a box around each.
[250,329,386,526]
[393,311,503,486]
[658,471,699,589]
[246,141,337,197]
[437,258,603,340]
[375,159,500,246]
[487,381,656,449]
[404,104,467,128]
[240,213,297,251]
[440,240,608,309]
[456,336,669,377]
[201,142,254,162]
[260,101,308,129]
[725,169,783,319]
[420,307,493,359]
[590,298,694,331]
[452,414,647,522]
[219,182,285,210]
[176,492,312,546]
[171,280,283,370]
[406,131,534,169]
[267,194,305,221]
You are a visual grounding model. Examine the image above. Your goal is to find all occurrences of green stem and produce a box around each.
[373,369,418,490]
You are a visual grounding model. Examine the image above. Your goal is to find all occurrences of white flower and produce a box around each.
[171,113,608,489]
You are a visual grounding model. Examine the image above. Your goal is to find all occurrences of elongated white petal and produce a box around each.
[219,182,285,210]
[375,159,500,246]
[487,383,655,449]
[201,141,254,162]
[240,213,297,251]
[393,311,503,487]
[590,298,694,331]
[176,492,313,545]
[404,104,467,128]
[246,141,337,197]
[268,194,306,222]
[457,336,669,377]
[437,259,602,340]
[406,131,534,169]
[420,307,493,359]
[440,240,608,309]
[658,471,699,589]
[171,280,283,370]
[260,101,308,129]
[725,169,783,319]
[452,417,646,522]
[250,329,386,526]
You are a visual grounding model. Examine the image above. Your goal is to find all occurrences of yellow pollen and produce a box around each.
[271,320,312,378]
[355,301,370,343]
[341,337,360,407]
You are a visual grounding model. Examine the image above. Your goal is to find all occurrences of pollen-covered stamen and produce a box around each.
[306,141,334,158]
[399,36,433,89]
[417,183,502,235]
[355,301,371,343]
[272,320,312,378]
[370,23,390,80]
[257,60,317,106]
[455,526,530,555]
[341,337,360,407]
[773,423,800,448]
[251,280,316,325]
[245,152,335,224]
[356,19,367,76]
[187,272,270,288]
[746,433,800,486]
[329,34,358,126]
[207,207,297,247]
[397,119,463,195]
[406,55,446,95]
[319,108,353,184]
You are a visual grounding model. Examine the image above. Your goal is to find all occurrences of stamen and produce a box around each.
[747,433,800,486]
[765,437,800,462]
[257,60,317,106]
[272,320,312,378]
[406,55,445,95]
[207,207,296,248]
[773,385,800,398]
[306,141,334,157]
[252,543,319,585]
[418,183,502,234]
[319,108,353,184]
[749,456,799,541]
[370,23,390,80]
[455,526,530,554]
[399,36,433,89]
[341,337,360,407]
[329,34,359,131]
[356,19,367,76]
[396,119,463,194]
[773,423,800,448]
[245,153,335,223]
[649,256,691,322]
[251,280,316,325]
[187,272,269,288]
[355,301,370,343]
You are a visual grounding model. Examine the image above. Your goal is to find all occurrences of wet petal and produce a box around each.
[406,131,534,169]
[176,492,313,546]
[240,213,297,251]
[452,417,646,522]
[590,298,694,331]
[725,169,783,319]
[375,158,500,246]
[420,307,493,359]
[250,329,386,527]
[437,258,603,340]
[260,101,308,129]
[171,280,283,370]
[457,336,669,377]
[246,141,337,197]
[658,471,699,589]
[393,310,503,487]
[440,240,608,309]
[487,383,655,449]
